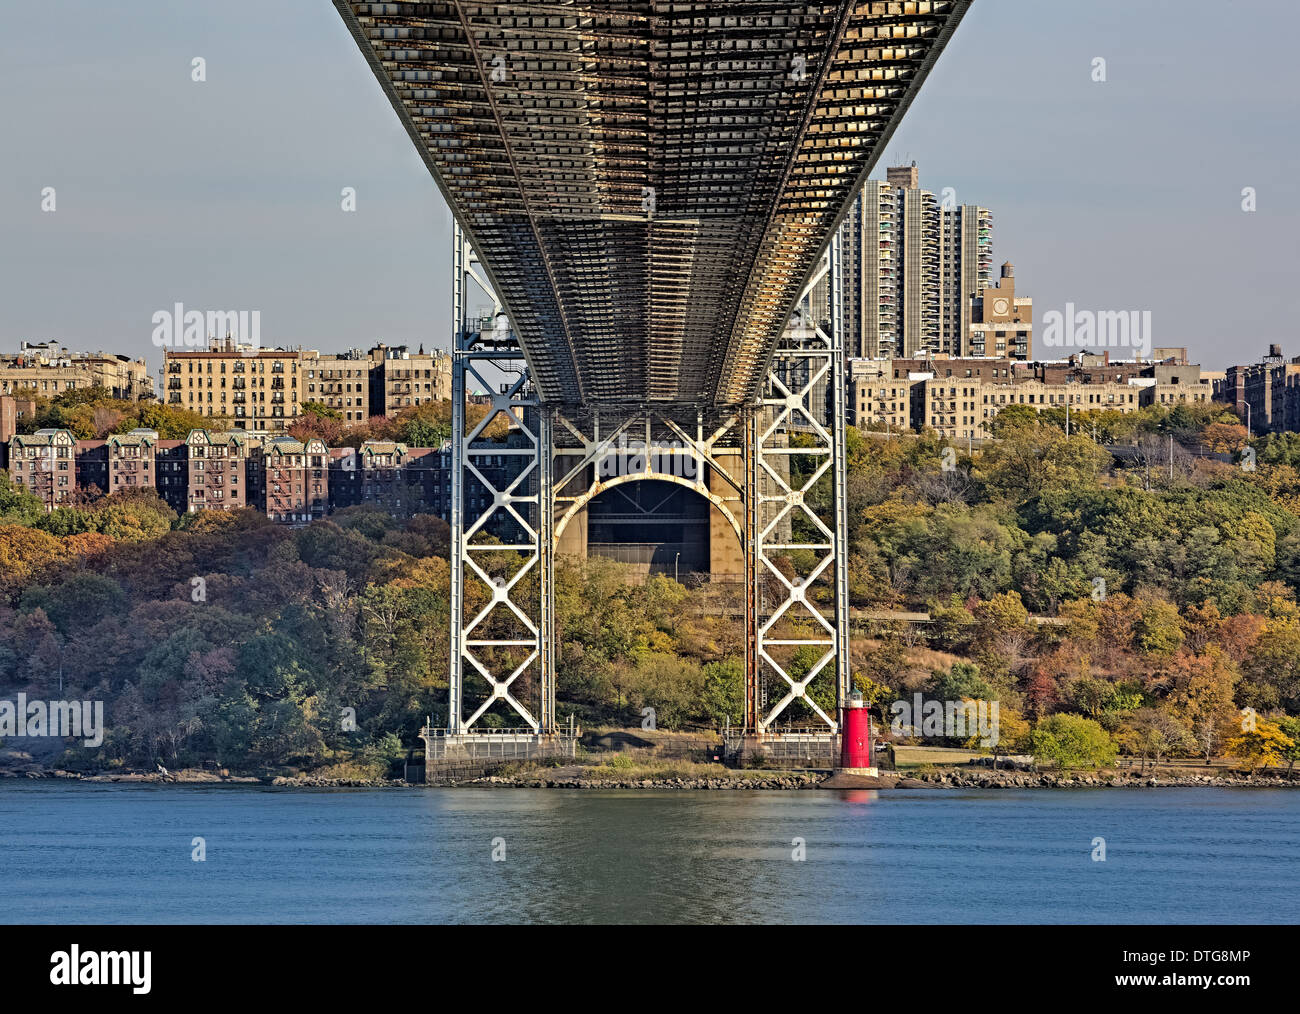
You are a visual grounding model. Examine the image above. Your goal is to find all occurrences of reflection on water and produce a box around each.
[1,783,1296,924]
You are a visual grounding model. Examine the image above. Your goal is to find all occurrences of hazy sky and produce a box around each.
[2,0,1296,380]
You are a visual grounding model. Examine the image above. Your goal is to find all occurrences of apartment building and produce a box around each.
[832,164,999,359]
[977,378,1143,437]
[0,342,153,400]
[939,204,994,357]
[847,359,916,432]
[920,376,988,439]
[156,439,189,513]
[8,428,76,509]
[850,352,1212,441]
[1214,345,1300,434]
[164,339,451,431]
[73,429,163,498]
[329,440,518,525]
[163,339,305,432]
[7,425,521,532]
[850,355,1021,430]
[367,343,453,416]
[303,349,371,424]
[264,436,329,525]
[185,429,261,513]
[329,441,409,515]
[0,396,15,470]
[404,447,451,519]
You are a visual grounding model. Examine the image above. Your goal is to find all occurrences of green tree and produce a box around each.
[1030,713,1118,770]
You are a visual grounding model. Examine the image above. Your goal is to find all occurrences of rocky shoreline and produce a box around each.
[0,768,409,788]
[822,768,1300,790]
[4,765,1297,790]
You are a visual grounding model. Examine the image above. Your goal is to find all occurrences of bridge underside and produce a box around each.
[334,0,972,408]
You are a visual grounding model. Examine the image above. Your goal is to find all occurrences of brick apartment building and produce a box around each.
[185,429,261,513]
[0,395,15,470]
[8,428,77,509]
[73,430,159,498]
[6,423,521,531]
[264,436,330,525]
[1214,345,1300,435]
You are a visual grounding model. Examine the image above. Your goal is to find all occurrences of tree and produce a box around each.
[969,703,1030,767]
[1167,648,1240,762]
[858,632,907,687]
[702,658,743,727]
[1030,714,1118,770]
[395,401,454,448]
[290,403,347,445]
[930,660,993,702]
[1117,706,1194,773]
[1133,598,1185,656]
[0,472,46,526]
[622,652,704,730]
[1225,719,1294,773]
[977,424,1111,501]
[1277,717,1300,774]
[972,590,1033,680]
[0,525,68,602]
[19,572,127,636]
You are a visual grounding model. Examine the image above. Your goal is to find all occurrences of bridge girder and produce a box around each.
[334,0,972,409]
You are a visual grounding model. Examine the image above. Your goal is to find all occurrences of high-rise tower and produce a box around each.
[833,164,995,359]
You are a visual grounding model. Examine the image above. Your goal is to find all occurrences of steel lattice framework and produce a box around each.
[334,1,972,409]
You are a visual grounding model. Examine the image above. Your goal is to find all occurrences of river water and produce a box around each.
[1,783,1295,923]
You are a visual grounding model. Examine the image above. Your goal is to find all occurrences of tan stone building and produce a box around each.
[0,342,152,400]
[164,340,451,431]
[920,375,987,441]
[849,353,1212,442]
[303,349,371,424]
[976,378,1144,436]
[847,358,913,432]
[1214,345,1300,434]
[367,343,453,416]
[969,262,1032,360]
[164,341,304,433]
[850,355,1019,432]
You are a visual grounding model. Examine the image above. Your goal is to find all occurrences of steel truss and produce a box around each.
[448,332,547,734]
[449,272,851,740]
[746,313,852,734]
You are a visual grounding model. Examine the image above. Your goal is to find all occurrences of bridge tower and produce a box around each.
[447,226,851,758]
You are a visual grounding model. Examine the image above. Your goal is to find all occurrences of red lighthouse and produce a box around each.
[839,690,877,775]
